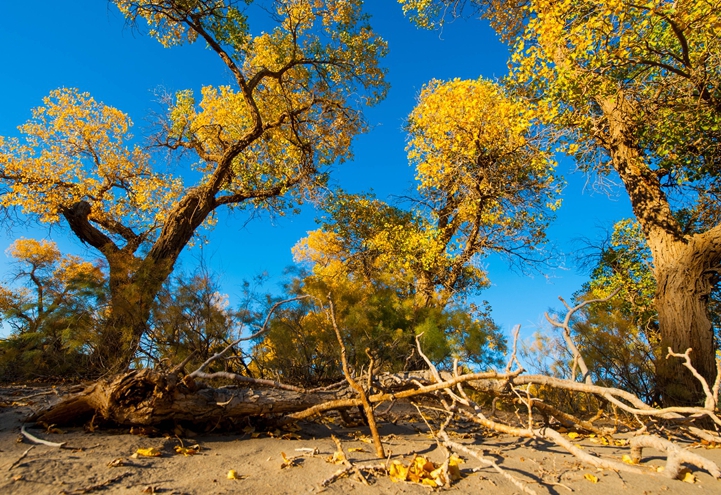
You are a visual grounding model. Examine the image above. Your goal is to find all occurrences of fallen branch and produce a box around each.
[666,348,720,410]
[327,294,385,458]
[20,425,66,448]
[630,434,721,479]
[7,446,34,471]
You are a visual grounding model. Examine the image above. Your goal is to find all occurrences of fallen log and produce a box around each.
[29,369,340,426]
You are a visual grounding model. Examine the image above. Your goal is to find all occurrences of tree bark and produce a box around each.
[597,95,720,404]
[30,369,340,427]
[652,233,721,405]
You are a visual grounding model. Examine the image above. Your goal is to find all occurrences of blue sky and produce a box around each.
[0,1,634,339]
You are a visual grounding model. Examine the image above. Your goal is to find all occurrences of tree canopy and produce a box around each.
[0,0,388,372]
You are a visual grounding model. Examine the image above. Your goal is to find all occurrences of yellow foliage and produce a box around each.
[0,88,183,227]
[388,454,463,486]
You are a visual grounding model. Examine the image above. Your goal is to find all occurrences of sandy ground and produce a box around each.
[2,384,721,494]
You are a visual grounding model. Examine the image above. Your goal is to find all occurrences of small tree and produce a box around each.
[0,239,106,380]
[142,265,240,371]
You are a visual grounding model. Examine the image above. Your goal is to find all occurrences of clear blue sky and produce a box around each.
[0,1,634,340]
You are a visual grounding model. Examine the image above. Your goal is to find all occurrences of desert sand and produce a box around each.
[2,384,721,495]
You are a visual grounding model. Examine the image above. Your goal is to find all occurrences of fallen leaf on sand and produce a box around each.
[584,473,599,483]
[679,469,696,483]
[388,455,463,487]
[175,444,201,456]
[622,454,638,465]
[135,447,162,457]
[227,470,247,480]
[281,452,301,468]
[326,451,346,464]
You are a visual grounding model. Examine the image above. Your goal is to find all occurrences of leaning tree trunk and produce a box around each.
[92,258,171,374]
[597,95,720,405]
[63,193,217,375]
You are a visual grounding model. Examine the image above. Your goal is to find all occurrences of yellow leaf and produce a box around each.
[348,447,366,453]
[326,451,346,464]
[174,444,201,456]
[447,455,464,480]
[280,452,299,468]
[622,454,638,465]
[567,432,580,440]
[389,460,409,482]
[679,469,696,483]
[584,473,599,483]
[227,470,246,480]
[135,447,162,457]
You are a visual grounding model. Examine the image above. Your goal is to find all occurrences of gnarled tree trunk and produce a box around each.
[598,95,720,405]
[652,232,721,405]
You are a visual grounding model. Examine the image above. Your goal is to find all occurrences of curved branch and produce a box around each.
[61,201,120,256]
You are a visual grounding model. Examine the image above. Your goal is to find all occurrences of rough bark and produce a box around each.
[30,369,340,427]
[652,232,721,404]
[597,95,720,405]
[62,192,217,373]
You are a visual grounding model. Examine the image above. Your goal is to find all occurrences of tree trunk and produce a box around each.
[597,95,720,405]
[652,233,720,405]
[30,369,340,427]
[64,194,216,374]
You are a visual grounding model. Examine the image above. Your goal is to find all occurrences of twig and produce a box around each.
[190,295,310,377]
[365,347,376,394]
[14,389,59,401]
[545,288,621,385]
[170,351,197,375]
[20,425,66,448]
[7,446,34,471]
[331,434,369,485]
[326,294,385,458]
[440,432,538,495]
[505,324,523,374]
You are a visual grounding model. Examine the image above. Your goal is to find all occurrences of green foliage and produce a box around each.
[251,270,506,387]
[0,239,106,381]
[142,265,242,372]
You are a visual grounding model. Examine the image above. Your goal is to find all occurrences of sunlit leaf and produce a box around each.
[135,447,162,457]
[175,444,201,456]
[584,473,599,483]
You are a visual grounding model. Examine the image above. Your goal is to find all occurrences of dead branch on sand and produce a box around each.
[27,292,721,492]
